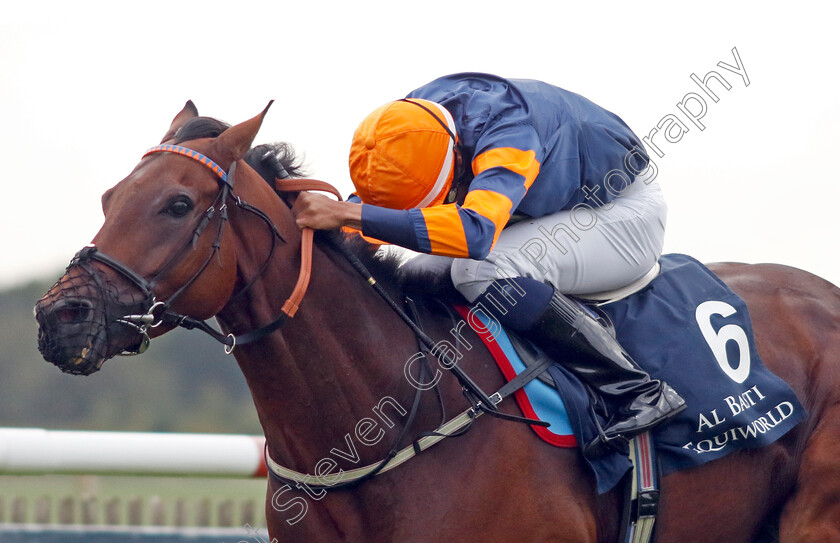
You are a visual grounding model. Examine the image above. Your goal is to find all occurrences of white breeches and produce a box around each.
[402,175,667,303]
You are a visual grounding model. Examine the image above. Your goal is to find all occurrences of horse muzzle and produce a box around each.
[35,260,151,375]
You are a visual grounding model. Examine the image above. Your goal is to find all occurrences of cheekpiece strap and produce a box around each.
[144,144,229,186]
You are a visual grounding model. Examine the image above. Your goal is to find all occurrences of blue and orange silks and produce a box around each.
[359,72,650,259]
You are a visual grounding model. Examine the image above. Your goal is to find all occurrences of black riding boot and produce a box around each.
[523,291,686,453]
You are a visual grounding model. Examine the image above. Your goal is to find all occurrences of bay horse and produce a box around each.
[34,102,840,542]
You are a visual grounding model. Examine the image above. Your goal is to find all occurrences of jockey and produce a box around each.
[294,72,686,452]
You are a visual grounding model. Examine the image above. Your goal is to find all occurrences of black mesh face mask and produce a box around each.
[35,145,240,375]
[35,250,151,375]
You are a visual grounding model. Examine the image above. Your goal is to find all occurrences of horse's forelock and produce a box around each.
[173,116,231,144]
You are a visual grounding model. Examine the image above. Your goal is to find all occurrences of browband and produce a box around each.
[144,144,231,187]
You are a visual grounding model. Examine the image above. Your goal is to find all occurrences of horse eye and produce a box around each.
[164,197,194,218]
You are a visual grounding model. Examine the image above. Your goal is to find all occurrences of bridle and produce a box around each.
[75,141,503,409]
[72,141,502,408]
[64,140,559,488]
[73,141,505,407]
[69,143,335,355]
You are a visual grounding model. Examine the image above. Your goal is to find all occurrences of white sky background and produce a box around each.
[1,1,838,289]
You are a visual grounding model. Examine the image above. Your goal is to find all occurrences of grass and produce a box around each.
[0,474,268,526]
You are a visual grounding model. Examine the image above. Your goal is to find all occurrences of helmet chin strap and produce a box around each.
[397,99,457,141]
[444,146,470,205]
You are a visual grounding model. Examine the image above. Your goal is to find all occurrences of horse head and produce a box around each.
[34,101,300,375]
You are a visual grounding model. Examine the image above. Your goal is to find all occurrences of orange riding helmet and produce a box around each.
[349,99,457,210]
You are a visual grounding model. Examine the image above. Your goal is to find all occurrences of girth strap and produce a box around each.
[265,334,552,489]
[265,406,480,488]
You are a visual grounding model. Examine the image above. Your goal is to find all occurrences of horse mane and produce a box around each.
[176,116,462,302]
[326,233,466,303]
[244,143,307,183]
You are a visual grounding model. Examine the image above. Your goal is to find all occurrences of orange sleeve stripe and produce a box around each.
[341,226,388,246]
[462,189,513,247]
[420,205,471,257]
[471,147,541,189]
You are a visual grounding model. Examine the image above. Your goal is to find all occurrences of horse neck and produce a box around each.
[217,203,423,468]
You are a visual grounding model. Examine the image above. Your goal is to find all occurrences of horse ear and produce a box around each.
[214,101,274,163]
[159,100,199,144]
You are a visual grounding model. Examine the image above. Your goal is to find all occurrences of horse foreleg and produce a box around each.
[779,413,840,542]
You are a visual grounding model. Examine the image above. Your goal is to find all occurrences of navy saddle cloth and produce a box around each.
[539,254,805,493]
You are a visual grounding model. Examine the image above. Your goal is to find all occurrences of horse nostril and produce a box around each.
[51,299,94,324]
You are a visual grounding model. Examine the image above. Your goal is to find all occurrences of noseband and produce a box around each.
[70,144,333,355]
